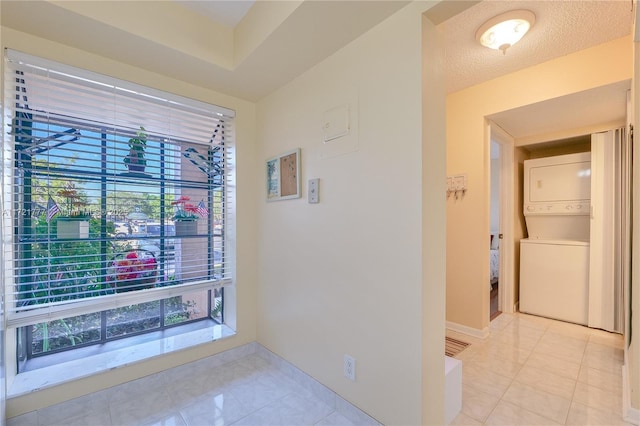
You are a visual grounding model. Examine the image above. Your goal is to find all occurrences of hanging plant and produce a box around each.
[124,127,148,172]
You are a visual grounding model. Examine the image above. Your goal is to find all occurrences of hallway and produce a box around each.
[450,312,629,425]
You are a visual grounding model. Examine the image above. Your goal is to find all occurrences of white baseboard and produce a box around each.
[446,321,489,339]
[623,364,640,425]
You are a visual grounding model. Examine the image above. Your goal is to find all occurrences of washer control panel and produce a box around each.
[524,202,590,215]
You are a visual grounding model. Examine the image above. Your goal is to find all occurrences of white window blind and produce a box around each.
[3,50,235,328]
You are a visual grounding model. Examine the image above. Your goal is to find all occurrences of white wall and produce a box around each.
[256,3,445,425]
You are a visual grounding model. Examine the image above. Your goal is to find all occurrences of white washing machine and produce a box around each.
[520,238,590,325]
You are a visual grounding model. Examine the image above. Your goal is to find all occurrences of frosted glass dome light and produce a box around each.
[476,10,535,55]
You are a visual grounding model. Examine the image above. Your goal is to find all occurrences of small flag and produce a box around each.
[195,199,209,217]
[46,196,59,222]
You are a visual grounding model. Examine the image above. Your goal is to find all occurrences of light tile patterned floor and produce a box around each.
[8,312,632,426]
[7,350,365,426]
[450,312,633,426]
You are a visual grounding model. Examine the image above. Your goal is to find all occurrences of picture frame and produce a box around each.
[266,148,301,201]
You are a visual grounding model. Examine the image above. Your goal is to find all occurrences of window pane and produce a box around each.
[211,288,223,323]
[106,302,161,338]
[30,313,101,355]
[164,290,209,326]
[19,239,112,307]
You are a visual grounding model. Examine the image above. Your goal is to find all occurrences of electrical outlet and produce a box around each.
[344,354,356,381]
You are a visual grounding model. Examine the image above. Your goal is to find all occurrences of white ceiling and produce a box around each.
[175,1,255,27]
[175,0,635,96]
[1,1,409,101]
[2,0,635,143]
[488,80,630,142]
[175,0,634,142]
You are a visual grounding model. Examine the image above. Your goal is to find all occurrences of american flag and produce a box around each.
[195,199,209,217]
[46,196,59,222]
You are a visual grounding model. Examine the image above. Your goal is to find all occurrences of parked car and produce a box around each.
[136,222,176,238]
[111,221,132,238]
[133,222,176,256]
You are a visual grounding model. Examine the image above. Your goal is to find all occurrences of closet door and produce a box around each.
[589,129,624,333]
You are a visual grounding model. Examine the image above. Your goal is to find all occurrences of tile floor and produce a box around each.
[7,345,371,426]
[7,311,632,426]
[450,312,633,425]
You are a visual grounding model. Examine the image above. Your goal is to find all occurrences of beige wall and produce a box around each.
[446,35,633,333]
[255,3,445,424]
[421,12,447,425]
[1,27,259,416]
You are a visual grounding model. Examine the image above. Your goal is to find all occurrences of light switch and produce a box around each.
[308,178,319,203]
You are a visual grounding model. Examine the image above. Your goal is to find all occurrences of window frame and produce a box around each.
[3,49,235,338]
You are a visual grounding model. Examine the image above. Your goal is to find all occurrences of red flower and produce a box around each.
[171,195,191,205]
[184,203,198,213]
[108,251,157,284]
[171,195,203,221]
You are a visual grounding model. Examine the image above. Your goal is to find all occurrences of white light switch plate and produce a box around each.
[308,178,319,203]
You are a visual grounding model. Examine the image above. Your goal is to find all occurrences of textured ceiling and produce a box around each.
[442,0,634,94]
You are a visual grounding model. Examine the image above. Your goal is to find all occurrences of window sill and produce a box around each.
[8,321,235,398]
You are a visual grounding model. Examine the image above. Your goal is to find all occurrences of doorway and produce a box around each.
[489,123,515,318]
[489,139,501,319]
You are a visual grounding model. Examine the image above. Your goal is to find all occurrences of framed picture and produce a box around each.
[267,148,301,201]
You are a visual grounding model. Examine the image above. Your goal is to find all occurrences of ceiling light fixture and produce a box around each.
[476,10,535,55]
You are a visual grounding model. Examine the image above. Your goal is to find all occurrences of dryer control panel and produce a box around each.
[524,202,591,216]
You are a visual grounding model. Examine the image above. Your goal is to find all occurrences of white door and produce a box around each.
[589,129,625,333]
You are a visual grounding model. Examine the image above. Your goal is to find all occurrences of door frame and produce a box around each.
[489,122,516,314]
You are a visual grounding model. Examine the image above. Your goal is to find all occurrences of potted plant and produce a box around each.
[56,183,91,239]
[106,250,157,293]
[123,126,148,173]
[171,195,204,236]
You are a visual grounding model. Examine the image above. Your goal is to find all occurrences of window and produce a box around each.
[2,50,234,364]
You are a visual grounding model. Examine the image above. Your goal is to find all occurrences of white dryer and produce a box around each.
[523,152,591,241]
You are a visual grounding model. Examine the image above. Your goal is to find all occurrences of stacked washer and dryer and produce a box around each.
[519,130,627,333]
[519,131,627,334]
[519,152,592,326]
